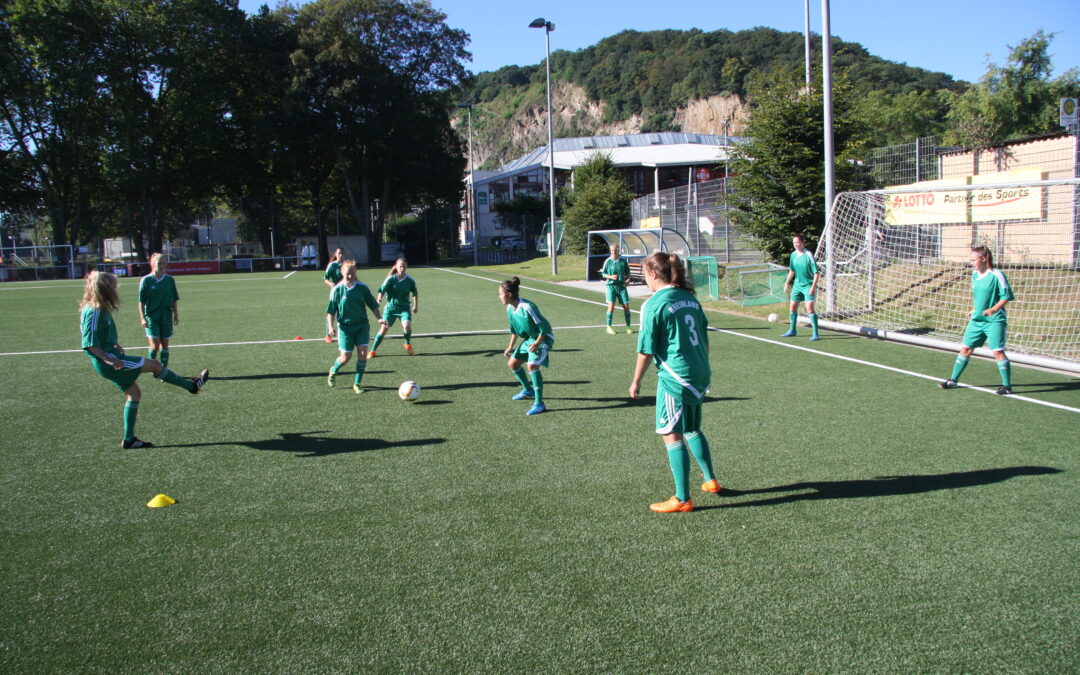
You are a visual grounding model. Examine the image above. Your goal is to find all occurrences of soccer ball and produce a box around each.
[397,380,420,401]
[767,313,779,323]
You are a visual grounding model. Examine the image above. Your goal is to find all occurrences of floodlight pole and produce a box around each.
[458,102,478,266]
[821,0,836,311]
[531,18,558,275]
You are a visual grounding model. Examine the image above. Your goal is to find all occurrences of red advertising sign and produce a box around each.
[165,261,220,275]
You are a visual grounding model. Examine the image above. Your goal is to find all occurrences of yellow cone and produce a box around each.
[147,493,176,508]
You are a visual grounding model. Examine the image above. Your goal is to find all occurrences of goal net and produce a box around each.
[817,178,1080,368]
[723,263,788,307]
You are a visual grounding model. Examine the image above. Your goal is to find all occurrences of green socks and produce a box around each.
[330,359,343,375]
[512,367,531,391]
[403,331,411,345]
[665,441,690,502]
[149,348,159,361]
[160,349,169,369]
[809,313,819,336]
[789,311,798,333]
[950,355,970,382]
[159,368,194,392]
[529,369,544,404]
[624,309,632,327]
[354,360,366,386]
[605,311,613,327]
[685,431,715,482]
[370,334,384,352]
[123,401,139,441]
[997,359,1011,387]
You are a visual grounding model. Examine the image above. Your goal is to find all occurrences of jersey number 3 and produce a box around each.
[683,314,701,347]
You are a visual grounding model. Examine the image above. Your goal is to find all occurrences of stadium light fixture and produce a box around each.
[529,18,558,275]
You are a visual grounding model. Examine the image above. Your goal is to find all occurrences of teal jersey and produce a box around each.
[81,306,119,360]
[789,250,818,287]
[602,257,630,287]
[970,268,1014,323]
[323,261,343,285]
[637,286,710,401]
[507,298,553,342]
[326,281,380,326]
[138,274,179,315]
[378,274,418,312]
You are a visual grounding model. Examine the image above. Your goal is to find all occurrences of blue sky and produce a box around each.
[240,0,1080,84]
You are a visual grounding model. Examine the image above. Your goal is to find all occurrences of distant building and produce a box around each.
[461,132,741,248]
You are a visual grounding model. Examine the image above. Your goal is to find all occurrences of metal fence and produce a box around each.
[629,177,765,265]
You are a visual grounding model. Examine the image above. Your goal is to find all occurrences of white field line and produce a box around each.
[427,266,1079,415]
[0,324,612,357]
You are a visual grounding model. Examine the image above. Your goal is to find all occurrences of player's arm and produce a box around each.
[86,346,123,370]
[629,352,651,398]
[809,271,821,296]
[172,300,179,324]
[784,269,795,292]
[411,290,418,314]
[503,333,518,358]
[138,302,148,327]
[323,277,335,288]
[325,313,337,337]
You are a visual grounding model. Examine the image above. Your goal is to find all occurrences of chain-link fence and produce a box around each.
[629,177,765,265]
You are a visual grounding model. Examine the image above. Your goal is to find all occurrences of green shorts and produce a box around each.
[790,285,815,303]
[605,284,630,305]
[511,336,553,368]
[382,307,412,327]
[963,319,1007,352]
[144,312,174,340]
[91,353,145,392]
[337,323,370,352]
[655,390,703,435]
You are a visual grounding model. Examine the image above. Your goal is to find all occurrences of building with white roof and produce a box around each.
[461,132,741,249]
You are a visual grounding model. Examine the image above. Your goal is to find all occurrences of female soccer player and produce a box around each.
[81,270,209,449]
[629,252,719,513]
[601,243,633,334]
[138,253,180,369]
[780,232,821,340]
[939,245,1015,395]
[323,247,345,342]
[323,247,344,288]
[499,277,554,416]
[326,260,384,393]
[368,258,419,357]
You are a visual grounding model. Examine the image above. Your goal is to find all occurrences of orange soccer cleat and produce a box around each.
[404,344,414,355]
[701,479,722,494]
[649,496,693,513]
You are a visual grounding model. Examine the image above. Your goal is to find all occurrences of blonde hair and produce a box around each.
[341,259,357,277]
[972,245,995,269]
[80,270,120,312]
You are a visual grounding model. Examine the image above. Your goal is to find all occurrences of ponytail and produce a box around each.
[499,276,521,301]
[971,245,994,270]
[643,252,694,293]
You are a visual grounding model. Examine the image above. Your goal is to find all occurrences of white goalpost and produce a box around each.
[816,177,1080,373]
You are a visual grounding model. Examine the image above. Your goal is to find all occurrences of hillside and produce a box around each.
[456,27,963,169]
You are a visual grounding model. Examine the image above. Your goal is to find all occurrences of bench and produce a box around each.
[626,262,644,284]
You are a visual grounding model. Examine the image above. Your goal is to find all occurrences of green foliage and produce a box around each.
[493,193,548,254]
[561,153,634,254]
[726,68,870,262]
[944,30,1080,147]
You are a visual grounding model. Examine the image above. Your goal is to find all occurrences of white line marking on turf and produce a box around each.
[426,265,1079,416]
[0,324,612,357]
[283,271,296,279]
[427,266,619,309]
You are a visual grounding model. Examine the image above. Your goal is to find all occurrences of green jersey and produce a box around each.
[602,257,630,287]
[637,286,710,401]
[138,273,179,316]
[378,274,417,312]
[324,261,343,285]
[970,268,1014,323]
[326,281,379,326]
[789,250,818,288]
[81,306,120,360]
[507,298,553,342]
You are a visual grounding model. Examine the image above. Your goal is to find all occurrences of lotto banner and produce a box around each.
[884,179,969,226]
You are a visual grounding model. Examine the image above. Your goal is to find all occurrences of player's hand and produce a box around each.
[140,318,147,327]
[108,354,122,370]
[982,309,995,317]
[629,380,640,399]
[379,319,389,326]
[173,316,180,325]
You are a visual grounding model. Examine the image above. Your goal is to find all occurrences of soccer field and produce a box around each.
[1,266,1078,671]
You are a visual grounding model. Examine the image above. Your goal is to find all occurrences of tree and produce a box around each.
[492,193,547,255]
[725,67,869,262]
[945,30,1080,147]
[561,153,635,254]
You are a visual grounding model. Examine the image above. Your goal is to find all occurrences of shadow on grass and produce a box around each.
[541,394,749,412]
[211,371,392,381]
[706,466,1061,509]
[373,348,585,358]
[1011,380,1080,394]
[160,431,446,457]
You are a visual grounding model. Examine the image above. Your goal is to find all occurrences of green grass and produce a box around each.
[1,266,1078,671]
